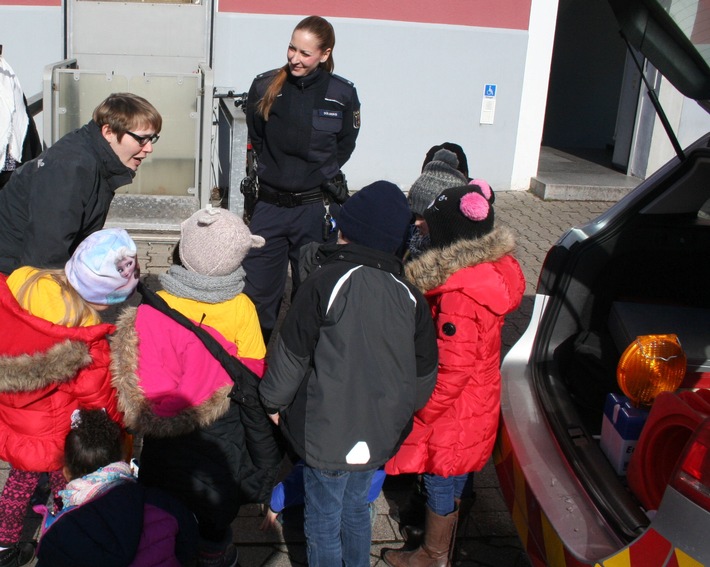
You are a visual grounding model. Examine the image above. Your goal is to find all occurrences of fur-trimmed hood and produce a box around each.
[0,275,113,394]
[0,340,92,394]
[110,305,233,438]
[0,275,121,472]
[404,226,516,294]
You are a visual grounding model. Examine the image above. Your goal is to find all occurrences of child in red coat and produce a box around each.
[384,182,526,566]
[0,228,139,567]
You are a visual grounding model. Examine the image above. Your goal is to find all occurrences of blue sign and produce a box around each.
[484,84,497,97]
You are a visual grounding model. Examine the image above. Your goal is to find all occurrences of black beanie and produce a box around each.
[422,142,470,179]
[337,180,411,253]
[424,180,495,248]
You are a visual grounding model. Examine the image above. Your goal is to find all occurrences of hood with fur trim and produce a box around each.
[0,275,113,394]
[110,305,234,438]
[0,275,120,471]
[404,227,517,294]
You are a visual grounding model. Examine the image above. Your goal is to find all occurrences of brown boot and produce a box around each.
[383,506,458,567]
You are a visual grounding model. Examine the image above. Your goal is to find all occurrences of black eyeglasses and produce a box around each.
[125,131,160,147]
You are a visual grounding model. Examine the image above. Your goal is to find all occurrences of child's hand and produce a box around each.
[259,507,280,531]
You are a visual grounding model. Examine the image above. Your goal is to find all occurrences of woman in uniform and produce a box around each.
[243,15,361,344]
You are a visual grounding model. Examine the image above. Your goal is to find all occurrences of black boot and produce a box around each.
[395,481,427,547]
[0,543,36,567]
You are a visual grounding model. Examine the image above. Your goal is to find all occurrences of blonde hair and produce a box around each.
[16,269,101,327]
[257,16,336,120]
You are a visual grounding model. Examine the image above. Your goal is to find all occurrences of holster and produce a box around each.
[240,169,259,223]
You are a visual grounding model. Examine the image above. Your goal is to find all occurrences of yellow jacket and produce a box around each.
[157,290,266,377]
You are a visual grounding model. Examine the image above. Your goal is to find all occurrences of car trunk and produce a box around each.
[532,135,710,542]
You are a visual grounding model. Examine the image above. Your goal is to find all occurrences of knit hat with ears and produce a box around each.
[408,149,468,216]
[179,207,265,276]
[65,228,139,305]
[423,180,495,248]
[337,180,412,253]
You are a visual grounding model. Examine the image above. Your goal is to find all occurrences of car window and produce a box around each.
[664,0,710,66]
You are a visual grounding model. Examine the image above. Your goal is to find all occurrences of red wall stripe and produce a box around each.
[0,0,530,29]
[0,0,60,5]
[217,0,531,31]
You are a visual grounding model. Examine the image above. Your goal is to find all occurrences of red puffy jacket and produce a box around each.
[386,228,525,477]
[0,275,122,471]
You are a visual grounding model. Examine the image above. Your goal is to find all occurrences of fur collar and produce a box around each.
[110,306,232,437]
[0,340,92,393]
[404,227,516,294]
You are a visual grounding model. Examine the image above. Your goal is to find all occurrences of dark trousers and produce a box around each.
[243,199,331,335]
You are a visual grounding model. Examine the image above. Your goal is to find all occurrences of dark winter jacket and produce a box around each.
[35,481,198,567]
[110,298,281,528]
[0,120,134,274]
[386,227,526,477]
[246,67,360,192]
[259,242,439,471]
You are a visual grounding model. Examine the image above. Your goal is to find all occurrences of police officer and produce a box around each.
[243,15,361,344]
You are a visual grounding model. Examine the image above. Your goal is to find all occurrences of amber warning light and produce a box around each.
[616,334,687,407]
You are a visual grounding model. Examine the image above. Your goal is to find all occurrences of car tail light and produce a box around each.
[617,334,687,407]
[670,417,710,511]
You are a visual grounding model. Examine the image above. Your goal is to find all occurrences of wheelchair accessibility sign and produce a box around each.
[480,84,497,124]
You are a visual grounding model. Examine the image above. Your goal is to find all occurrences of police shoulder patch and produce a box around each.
[255,68,280,82]
[353,109,361,129]
[330,73,354,87]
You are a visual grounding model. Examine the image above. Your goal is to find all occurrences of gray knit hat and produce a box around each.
[408,149,468,215]
[179,207,265,276]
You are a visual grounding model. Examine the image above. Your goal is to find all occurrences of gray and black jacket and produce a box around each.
[259,242,439,471]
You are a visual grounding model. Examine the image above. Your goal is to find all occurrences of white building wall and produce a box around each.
[1,6,63,96]
[213,13,543,192]
[510,0,559,191]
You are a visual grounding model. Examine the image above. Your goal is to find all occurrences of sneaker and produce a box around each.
[197,542,238,567]
[223,544,238,567]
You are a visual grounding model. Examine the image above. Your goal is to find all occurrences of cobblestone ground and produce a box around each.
[0,191,612,566]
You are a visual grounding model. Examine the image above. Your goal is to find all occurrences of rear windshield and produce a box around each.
[666,1,710,65]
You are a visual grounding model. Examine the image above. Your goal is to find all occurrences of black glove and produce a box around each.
[323,171,349,204]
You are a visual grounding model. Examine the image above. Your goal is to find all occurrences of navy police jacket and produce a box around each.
[246,66,360,193]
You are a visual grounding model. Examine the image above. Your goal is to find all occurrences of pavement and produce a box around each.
[0,147,637,566]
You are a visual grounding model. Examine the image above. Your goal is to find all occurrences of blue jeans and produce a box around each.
[423,472,474,516]
[303,466,376,567]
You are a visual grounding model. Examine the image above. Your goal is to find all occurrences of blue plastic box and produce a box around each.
[600,393,649,475]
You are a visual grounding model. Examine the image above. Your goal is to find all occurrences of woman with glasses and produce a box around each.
[0,92,162,275]
[243,15,361,344]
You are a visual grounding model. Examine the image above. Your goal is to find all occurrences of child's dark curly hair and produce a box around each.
[64,409,123,480]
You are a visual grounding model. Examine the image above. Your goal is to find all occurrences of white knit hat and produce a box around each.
[179,207,265,276]
[65,228,139,305]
